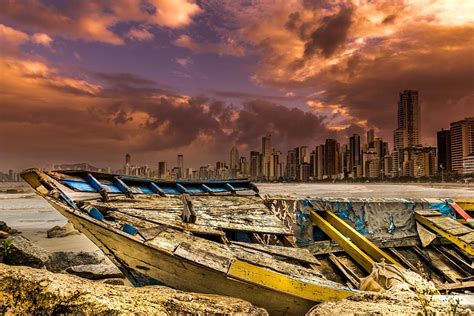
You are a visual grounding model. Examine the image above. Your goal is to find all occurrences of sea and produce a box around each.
[1,181,473,230]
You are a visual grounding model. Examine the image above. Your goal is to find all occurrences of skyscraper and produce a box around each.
[437,129,451,172]
[249,151,261,179]
[366,129,375,148]
[125,153,131,164]
[230,146,239,171]
[349,134,361,177]
[261,134,272,179]
[394,90,421,149]
[158,161,168,179]
[450,118,474,173]
[324,139,338,177]
[392,90,421,176]
[177,154,184,179]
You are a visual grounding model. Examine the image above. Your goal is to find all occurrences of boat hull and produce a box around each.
[47,200,317,315]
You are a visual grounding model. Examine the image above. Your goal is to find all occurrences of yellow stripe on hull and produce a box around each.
[228,259,354,302]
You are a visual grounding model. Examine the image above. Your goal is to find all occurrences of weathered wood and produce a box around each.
[415,209,441,217]
[181,194,197,224]
[433,246,470,277]
[388,247,419,273]
[328,254,359,288]
[439,246,474,274]
[230,244,325,281]
[412,246,457,283]
[174,242,233,273]
[231,241,320,265]
[436,280,474,291]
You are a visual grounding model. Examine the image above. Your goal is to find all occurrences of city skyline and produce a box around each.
[1,1,473,170]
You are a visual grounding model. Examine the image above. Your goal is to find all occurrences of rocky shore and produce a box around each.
[1,219,472,315]
[0,220,267,315]
[0,264,267,315]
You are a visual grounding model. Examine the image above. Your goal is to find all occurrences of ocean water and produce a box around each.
[0,182,473,230]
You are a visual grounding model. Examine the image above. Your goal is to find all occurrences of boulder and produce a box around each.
[46,221,80,238]
[4,235,49,268]
[0,222,19,236]
[0,264,268,315]
[0,231,9,240]
[101,278,128,286]
[66,263,123,280]
[46,250,106,272]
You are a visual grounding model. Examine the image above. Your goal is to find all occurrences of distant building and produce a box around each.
[463,154,474,175]
[239,156,249,177]
[324,139,338,177]
[177,154,184,179]
[399,146,437,178]
[286,149,297,180]
[249,151,261,179]
[157,161,168,179]
[349,134,361,177]
[315,144,325,180]
[230,146,239,170]
[261,134,272,179]
[450,118,474,174]
[392,90,421,176]
[366,129,375,148]
[437,129,451,172]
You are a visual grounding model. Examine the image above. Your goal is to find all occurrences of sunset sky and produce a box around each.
[1,0,473,170]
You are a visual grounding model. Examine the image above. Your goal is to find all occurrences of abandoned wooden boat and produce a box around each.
[21,168,358,315]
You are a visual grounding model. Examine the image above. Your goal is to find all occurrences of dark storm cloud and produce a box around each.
[304,5,353,58]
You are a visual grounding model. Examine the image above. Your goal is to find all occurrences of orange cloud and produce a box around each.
[174,35,245,57]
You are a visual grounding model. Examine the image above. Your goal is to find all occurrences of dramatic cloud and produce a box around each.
[174,35,245,57]
[126,27,154,42]
[0,0,201,44]
[0,0,473,170]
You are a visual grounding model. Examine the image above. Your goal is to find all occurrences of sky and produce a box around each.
[0,0,473,170]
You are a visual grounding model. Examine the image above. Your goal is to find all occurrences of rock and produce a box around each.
[4,235,49,268]
[307,289,471,315]
[0,264,268,315]
[46,221,80,238]
[66,263,123,280]
[101,278,127,286]
[0,221,11,233]
[46,250,106,272]
[0,231,9,240]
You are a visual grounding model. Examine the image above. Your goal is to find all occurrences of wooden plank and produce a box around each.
[415,213,474,256]
[459,232,474,244]
[449,202,471,220]
[322,211,401,267]
[310,211,375,273]
[328,254,359,288]
[416,210,442,217]
[227,259,356,302]
[174,242,233,273]
[388,247,419,273]
[412,246,457,283]
[433,246,471,277]
[230,245,325,282]
[436,280,474,291]
[439,246,474,274]
[231,241,320,265]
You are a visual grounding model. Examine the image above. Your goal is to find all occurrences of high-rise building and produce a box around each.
[366,129,375,148]
[261,134,272,179]
[437,129,451,172]
[315,144,325,179]
[450,118,474,173]
[392,90,421,176]
[349,134,361,177]
[399,147,437,177]
[125,153,131,164]
[249,151,261,179]
[239,156,249,177]
[177,154,184,179]
[230,146,239,170]
[158,161,168,179]
[286,149,297,180]
[324,139,338,177]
